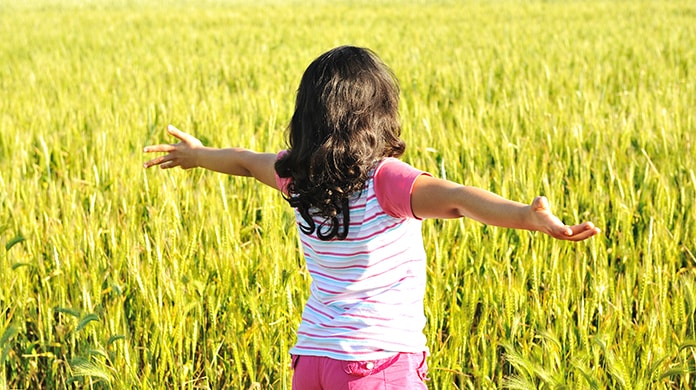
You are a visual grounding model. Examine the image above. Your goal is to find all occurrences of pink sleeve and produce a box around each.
[274,150,291,195]
[374,158,431,219]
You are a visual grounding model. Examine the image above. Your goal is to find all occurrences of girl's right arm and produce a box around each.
[143,125,279,190]
[410,175,600,241]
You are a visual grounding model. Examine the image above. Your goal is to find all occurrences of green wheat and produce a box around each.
[0,0,694,388]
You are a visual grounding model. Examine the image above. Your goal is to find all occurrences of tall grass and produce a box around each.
[1,0,694,388]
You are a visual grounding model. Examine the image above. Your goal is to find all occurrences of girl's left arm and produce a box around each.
[143,125,279,190]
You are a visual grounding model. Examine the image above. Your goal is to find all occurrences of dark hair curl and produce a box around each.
[275,46,406,240]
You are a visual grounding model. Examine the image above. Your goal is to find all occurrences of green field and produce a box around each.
[1,0,695,388]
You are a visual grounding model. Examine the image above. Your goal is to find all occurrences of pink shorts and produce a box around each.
[291,352,428,389]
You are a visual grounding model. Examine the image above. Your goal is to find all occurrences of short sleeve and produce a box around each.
[274,150,291,195]
[373,158,431,219]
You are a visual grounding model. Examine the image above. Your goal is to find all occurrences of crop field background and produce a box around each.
[1,0,695,388]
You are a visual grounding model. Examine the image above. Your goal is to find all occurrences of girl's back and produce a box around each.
[278,157,429,360]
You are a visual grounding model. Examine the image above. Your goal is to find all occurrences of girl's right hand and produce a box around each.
[143,125,203,169]
[528,196,600,241]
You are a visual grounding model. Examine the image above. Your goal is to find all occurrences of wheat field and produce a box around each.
[1,0,695,388]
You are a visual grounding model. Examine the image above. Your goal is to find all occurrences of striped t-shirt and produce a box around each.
[276,156,431,361]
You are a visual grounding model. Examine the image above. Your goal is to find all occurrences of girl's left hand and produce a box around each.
[143,125,203,169]
[530,196,600,241]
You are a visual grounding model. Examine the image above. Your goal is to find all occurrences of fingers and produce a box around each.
[143,124,196,169]
[531,196,566,235]
[158,160,179,169]
[143,155,179,169]
[143,142,178,168]
[555,222,601,242]
[531,196,600,242]
[143,143,177,154]
[564,229,600,242]
[143,125,196,153]
[532,196,549,212]
[166,124,193,143]
[567,221,596,235]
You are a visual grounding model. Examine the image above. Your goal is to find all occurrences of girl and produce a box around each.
[144,46,600,389]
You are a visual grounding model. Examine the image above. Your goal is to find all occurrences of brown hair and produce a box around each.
[275,46,406,240]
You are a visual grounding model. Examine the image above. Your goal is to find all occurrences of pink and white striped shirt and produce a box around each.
[276,156,431,361]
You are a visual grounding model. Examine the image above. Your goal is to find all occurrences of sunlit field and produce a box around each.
[1,0,695,388]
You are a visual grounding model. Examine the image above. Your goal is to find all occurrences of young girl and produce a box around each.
[144,46,600,389]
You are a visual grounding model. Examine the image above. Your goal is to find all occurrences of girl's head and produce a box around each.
[288,45,405,162]
[276,46,406,240]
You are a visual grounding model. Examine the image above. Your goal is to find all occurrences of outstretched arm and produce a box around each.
[143,125,279,190]
[411,175,599,241]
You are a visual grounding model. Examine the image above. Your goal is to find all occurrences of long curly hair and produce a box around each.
[275,46,406,240]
